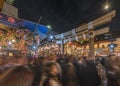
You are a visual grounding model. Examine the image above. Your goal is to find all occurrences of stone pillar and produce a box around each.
[88,30,95,60]
[89,38,94,58]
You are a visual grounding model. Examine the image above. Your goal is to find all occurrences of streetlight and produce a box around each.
[104,4,109,10]
[47,25,51,28]
[49,35,54,40]
[47,25,52,30]
[33,46,36,50]
[103,0,110,10]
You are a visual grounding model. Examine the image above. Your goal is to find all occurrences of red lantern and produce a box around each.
[8,17,15,23]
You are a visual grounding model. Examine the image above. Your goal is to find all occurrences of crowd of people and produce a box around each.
[0,54,120,86]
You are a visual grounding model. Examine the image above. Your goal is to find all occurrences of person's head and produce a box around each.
[18,57,28,65]
[116,56,120,62]
[65,55,74,63]
[0,57,4,65]
[37,56,48,64]
[45,62,58,76]
[49,54,57,61]
[109,56,117,65]
[0,66,34,86]
[78,57,82,61]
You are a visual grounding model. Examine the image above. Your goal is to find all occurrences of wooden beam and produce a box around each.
[63,27,109,42]
[55,10,116,39]
[60,27,109,40]
[75,10,115,34]
[94,27,109,36]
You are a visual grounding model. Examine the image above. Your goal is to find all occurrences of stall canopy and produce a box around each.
[23,20,48,34]
[22,20,48,39]
[0,13,49,39]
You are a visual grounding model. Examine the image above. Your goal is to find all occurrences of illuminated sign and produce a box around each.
[0,13,23,27]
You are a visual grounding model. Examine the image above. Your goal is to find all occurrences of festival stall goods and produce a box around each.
[38,43,59,55]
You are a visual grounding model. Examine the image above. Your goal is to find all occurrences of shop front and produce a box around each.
[63,40,117,57]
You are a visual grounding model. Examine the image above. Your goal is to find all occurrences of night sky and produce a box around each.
[13,0,120,34]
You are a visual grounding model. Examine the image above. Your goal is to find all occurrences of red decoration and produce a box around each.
[8,17,15,23]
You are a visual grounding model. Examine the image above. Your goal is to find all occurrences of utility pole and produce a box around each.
[34,16,43,34]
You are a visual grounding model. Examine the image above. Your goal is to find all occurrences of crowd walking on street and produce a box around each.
[0,54,120,86]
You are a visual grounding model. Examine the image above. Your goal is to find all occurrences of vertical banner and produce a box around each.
[83,33,86,39]
[64,39,68,44]
[64,39,66,44]
[75,35,78,41]
[69,37,71,42]
[37,39,40,45]
[61,34,64,39]
[72,29,76,35]
[88,22,93,29]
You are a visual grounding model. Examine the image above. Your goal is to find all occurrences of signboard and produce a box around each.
[0,13,23,27]
[88,22,93,29]
[94,27,109,36]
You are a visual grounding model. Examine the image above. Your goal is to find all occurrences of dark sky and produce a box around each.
[13,0,120,34]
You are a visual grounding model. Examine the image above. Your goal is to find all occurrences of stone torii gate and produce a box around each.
[55,10,116,59]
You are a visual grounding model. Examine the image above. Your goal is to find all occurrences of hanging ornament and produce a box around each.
[83,33,86,39]
[8,17,15,23]
[16,29,25,38]
[61,34,64,39]
[37,40,40,45]
[69,37,71,42]
[75,35,78,41]
[72,29,76,35]
[64,39,68,44]
[88,22,93,29]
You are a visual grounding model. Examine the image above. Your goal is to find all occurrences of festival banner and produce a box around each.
[0,13,23,27]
